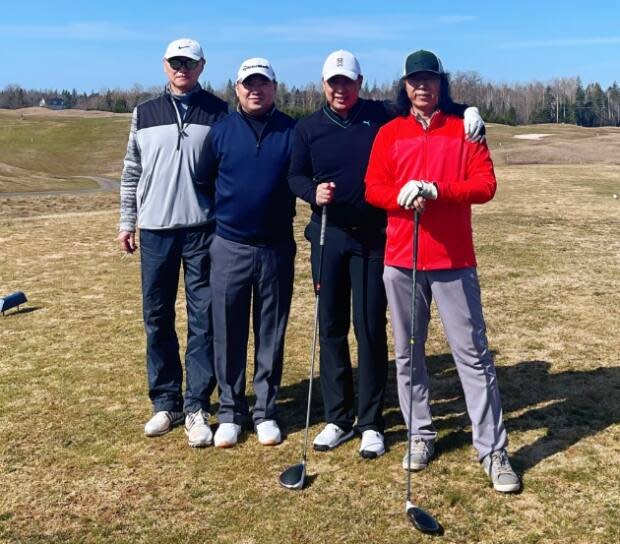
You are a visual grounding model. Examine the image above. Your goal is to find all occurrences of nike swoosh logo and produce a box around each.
[178,45,190,49]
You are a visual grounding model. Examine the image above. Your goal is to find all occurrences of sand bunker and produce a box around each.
[513,133,553,140]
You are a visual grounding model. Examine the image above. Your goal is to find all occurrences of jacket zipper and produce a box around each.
[170,95,190,151]
[254,115,271,155]
[421,124,428,270]
[417,111,437,271]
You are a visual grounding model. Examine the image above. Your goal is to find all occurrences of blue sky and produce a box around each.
[2,1,619,92]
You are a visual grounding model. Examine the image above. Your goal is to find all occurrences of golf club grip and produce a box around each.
[320,205,327,246]
[413,210,420,270]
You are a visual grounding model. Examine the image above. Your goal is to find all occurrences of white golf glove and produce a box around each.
[397,180,438,209]
[463,107,485,142]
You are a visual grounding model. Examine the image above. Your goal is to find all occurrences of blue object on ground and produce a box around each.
[0,291,28,315]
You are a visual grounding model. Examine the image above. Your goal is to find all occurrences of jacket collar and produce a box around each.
[322,98,365,128]
[165,83,202,103]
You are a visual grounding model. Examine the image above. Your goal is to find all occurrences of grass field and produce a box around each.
[0,108,129,194]
[0,111,619,543]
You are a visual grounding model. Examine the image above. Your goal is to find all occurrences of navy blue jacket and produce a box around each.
[200,109,297,245]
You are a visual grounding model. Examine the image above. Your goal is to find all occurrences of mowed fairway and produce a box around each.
[0,111,619,544]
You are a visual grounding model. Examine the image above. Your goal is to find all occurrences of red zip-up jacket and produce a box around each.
[365,111,496,270]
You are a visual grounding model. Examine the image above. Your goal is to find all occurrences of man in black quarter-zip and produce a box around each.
[118,38,228,448]
[198,58,296,448]
[288,50,485,460]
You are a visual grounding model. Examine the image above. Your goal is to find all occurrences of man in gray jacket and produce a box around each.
[117,38,228,447]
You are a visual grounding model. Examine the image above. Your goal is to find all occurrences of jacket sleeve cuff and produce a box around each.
[118,222,136,233]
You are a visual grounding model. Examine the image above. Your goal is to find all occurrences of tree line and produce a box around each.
[2,73,619,126]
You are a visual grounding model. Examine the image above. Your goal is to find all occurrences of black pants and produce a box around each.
[307,221,388,433]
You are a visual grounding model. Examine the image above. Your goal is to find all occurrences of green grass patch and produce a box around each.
[0,110,130,179]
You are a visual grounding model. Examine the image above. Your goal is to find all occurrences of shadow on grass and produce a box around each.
[1,306,41,316]
[276,354,620,475]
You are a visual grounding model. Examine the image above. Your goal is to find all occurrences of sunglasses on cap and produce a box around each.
[168,58,200,71]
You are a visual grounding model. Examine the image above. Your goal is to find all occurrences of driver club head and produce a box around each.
[279,462,306,490]
[406,501,442,535]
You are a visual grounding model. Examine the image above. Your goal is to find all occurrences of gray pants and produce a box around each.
[210,235,295,425]
[383,266,507,460]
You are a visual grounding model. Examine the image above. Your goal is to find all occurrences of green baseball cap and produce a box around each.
[402,50,444,78]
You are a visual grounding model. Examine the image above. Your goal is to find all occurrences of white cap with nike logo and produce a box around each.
[164,38,204,61]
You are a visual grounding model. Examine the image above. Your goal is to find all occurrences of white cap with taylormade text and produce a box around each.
[322,50,361,81]
[164,38,204,61]
[237,58,276,83]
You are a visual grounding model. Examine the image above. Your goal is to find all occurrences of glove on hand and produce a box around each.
[464,106,486,142]
[397,180,438,209]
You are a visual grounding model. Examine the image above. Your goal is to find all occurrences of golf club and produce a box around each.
[279,205,328,490]
[405,209,442,534]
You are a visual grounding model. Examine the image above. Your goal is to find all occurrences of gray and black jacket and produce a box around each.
[119,85,229,231]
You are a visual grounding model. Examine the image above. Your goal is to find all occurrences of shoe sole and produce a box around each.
[360,448,385,459]
[493,482,521,493]
[214,441,237,448]
[402,462,429,471]
[258,438,282,446]
[145,429,171,437]
[185,429,213,448]
[188,441,212,448]
[313,430,355,451]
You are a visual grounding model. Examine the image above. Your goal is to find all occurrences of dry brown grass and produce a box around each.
[0,124,619,543]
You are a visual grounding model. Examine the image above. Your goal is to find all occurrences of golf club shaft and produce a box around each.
[406,209,420,501]
[301,205,328,463]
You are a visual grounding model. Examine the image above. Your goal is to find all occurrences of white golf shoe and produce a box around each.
[185,409,213,447]
[359,430,385,459]
[313,423,355,451]
[214,423,242,448]
[144,410,184,437]
[256,420,282,446]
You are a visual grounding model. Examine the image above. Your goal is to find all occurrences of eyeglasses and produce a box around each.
[406,73,440,87]
[168,58,200,71]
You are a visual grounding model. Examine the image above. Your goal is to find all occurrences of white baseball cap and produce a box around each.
[237,57,276,83]
[322,49,361,81]
[164,38,204,61]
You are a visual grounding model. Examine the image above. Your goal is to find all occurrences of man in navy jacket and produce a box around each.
[200,58,296,448]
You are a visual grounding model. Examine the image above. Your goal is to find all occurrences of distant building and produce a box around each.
[40,97,66,110]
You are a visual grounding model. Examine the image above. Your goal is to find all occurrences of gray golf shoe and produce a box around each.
[481,449,521,493]
[402,437,435,471]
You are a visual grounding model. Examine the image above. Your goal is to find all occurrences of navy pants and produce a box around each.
[140,226,216,414]
[307,221,388,433]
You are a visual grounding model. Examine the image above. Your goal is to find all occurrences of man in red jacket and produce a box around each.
[365,50,520,493]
